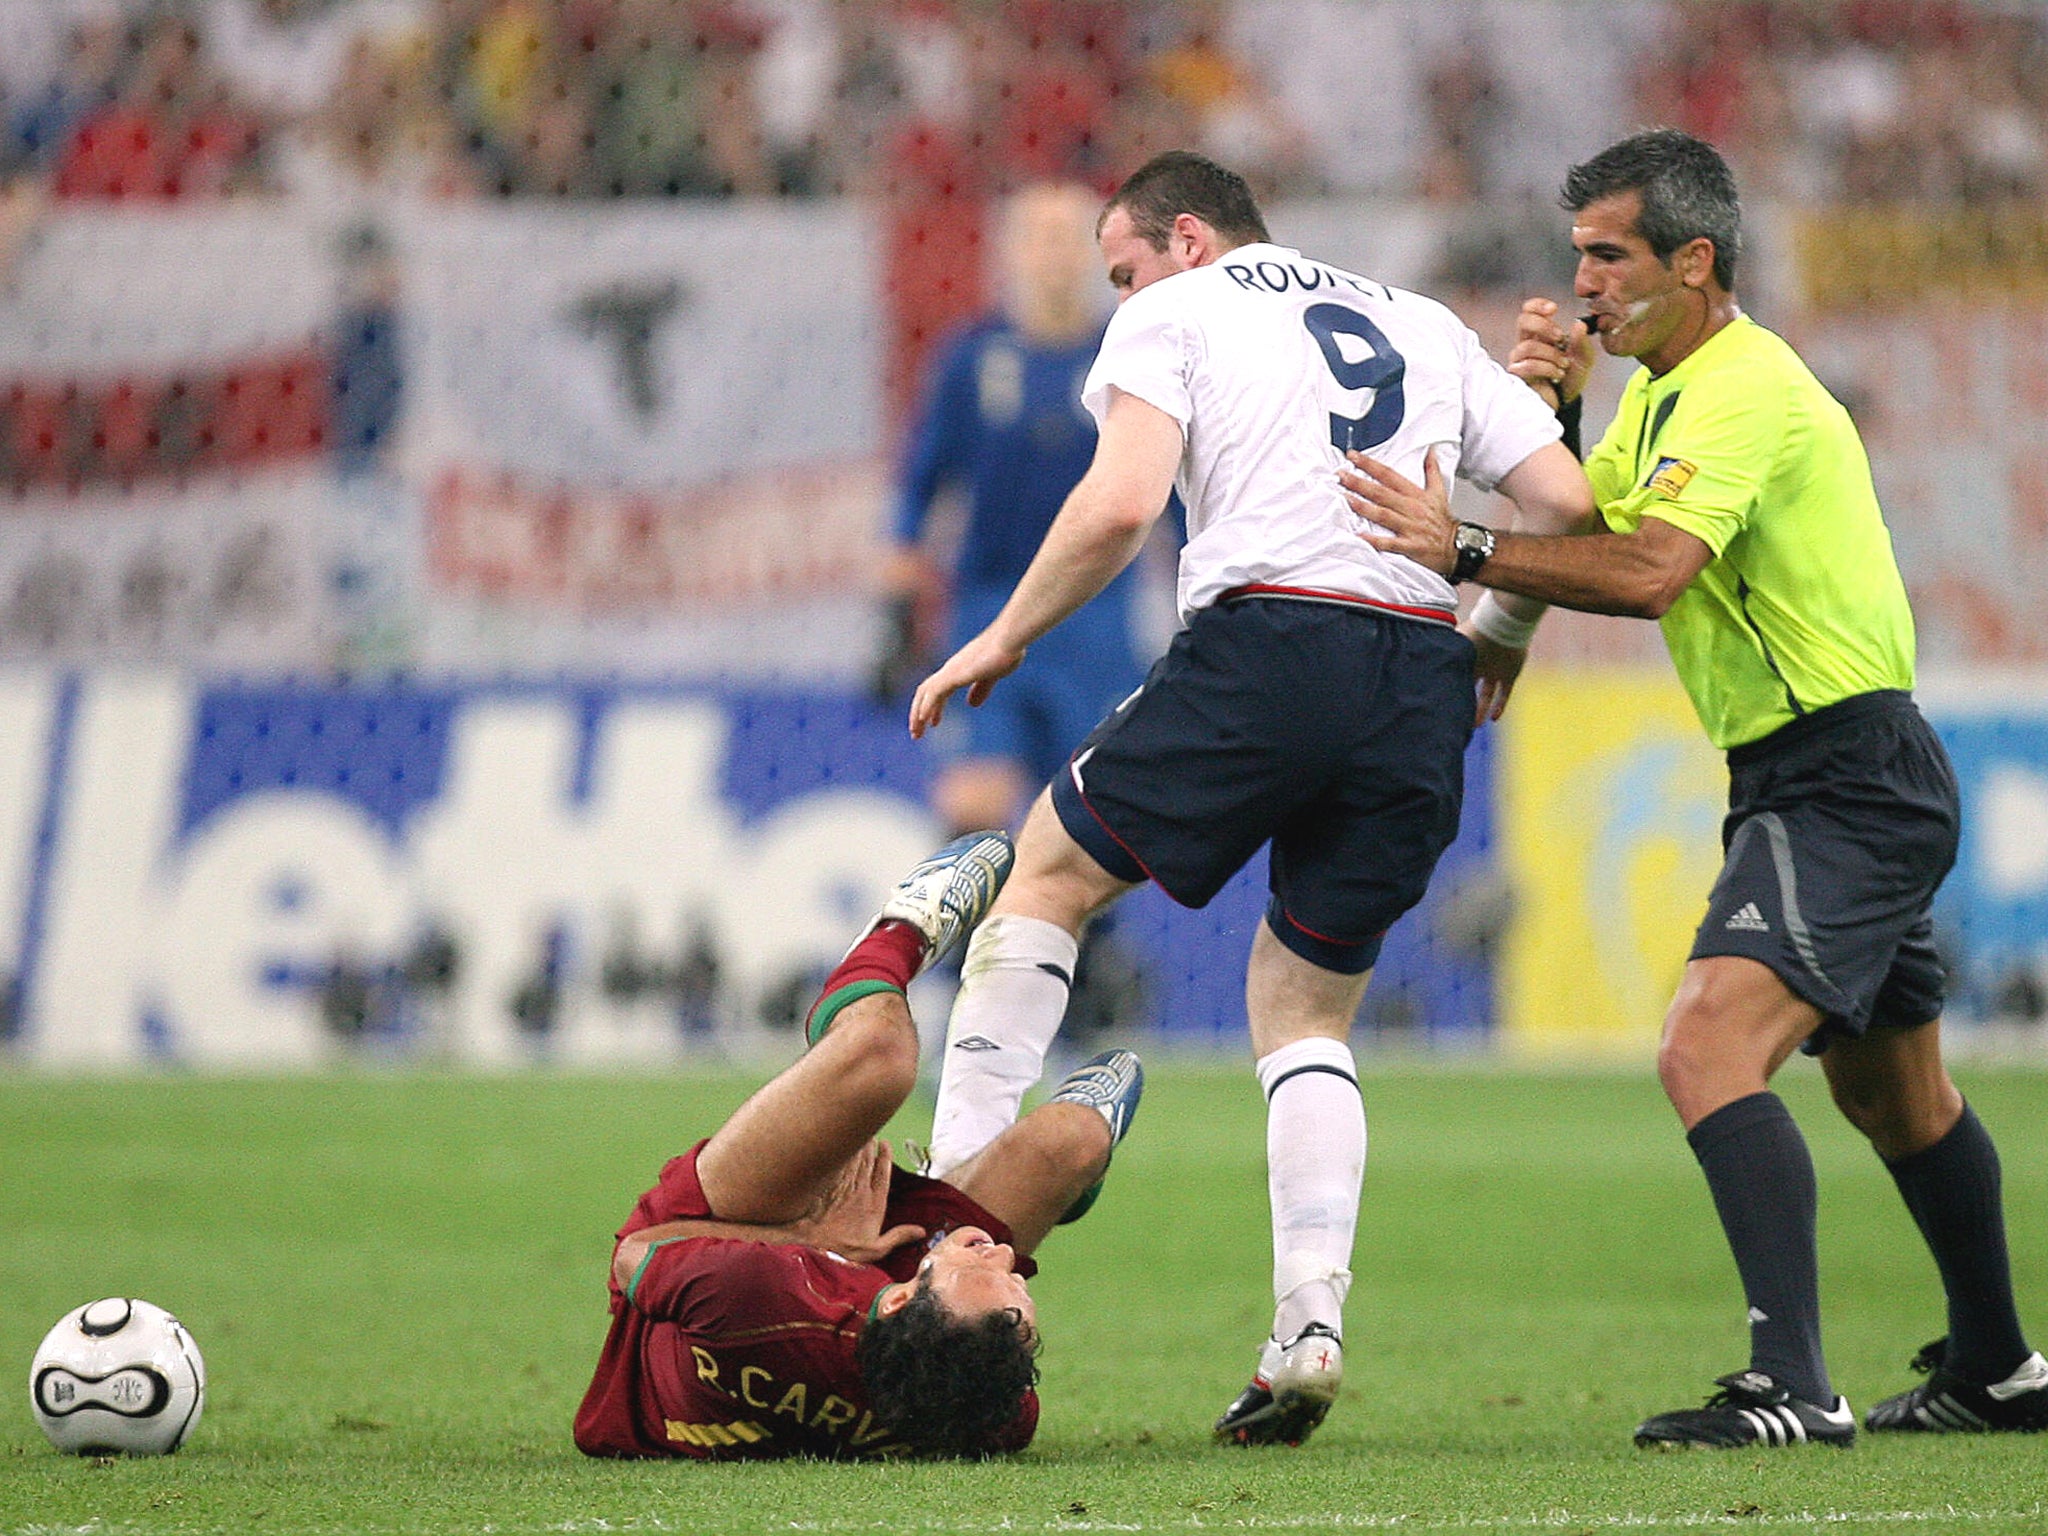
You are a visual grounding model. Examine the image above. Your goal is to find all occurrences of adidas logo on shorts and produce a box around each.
[1724,902,1771,933]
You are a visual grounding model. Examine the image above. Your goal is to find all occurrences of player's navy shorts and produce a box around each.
[1050,595,1474,975]
[625,1141,1037,1284]
[1690,690,1960,1050]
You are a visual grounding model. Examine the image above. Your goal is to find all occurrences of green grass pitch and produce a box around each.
[2,1061,2045,1534]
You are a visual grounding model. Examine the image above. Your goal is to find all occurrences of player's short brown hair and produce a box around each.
[1101,151,1270,251]
[855,1276,1040,1457]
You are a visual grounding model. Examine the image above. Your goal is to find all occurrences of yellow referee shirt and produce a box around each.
[1586,315,1916,750]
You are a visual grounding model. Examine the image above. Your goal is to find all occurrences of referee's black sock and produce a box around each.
[1884,1101,2030,1383]
[1687,1091,1833,1406]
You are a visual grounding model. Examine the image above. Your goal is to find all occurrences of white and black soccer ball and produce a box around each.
[29,1298,206,1456]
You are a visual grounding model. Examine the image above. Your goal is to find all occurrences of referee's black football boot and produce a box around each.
[1214,1323,1343,1447]
[1866,1338,2048,1434]
[1633,1370,1856,1449]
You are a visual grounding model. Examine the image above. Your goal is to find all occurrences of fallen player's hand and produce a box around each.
[799,1139,925,1264]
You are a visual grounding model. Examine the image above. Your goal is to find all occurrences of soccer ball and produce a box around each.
[29,1298,206,1456]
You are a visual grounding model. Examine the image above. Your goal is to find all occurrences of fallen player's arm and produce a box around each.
[612,1220,814,1293]
[612,1143,928,1292]
[612,1219,927,1294]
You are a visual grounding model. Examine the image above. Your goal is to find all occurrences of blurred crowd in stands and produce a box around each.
[1,0,2040,212]
[0,0,1303,205]
[1648,1,2046,206]
[0,0,2040,507]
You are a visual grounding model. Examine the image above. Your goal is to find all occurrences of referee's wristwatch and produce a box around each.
[1450,521,1497,583]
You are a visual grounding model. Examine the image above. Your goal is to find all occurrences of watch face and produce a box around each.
[1452,523,1493,580]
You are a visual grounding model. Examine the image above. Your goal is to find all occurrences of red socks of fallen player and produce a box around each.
[803,921,928,1046]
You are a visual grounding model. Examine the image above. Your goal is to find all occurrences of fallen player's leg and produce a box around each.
[698,829,1014,1226]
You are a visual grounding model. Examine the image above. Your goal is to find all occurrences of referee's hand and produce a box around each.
[1340,448,1457,577]
[1507,298,1594,408]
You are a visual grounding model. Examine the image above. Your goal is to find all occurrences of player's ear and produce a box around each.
[1676,236,1716,290]
[874,1281,914,1318]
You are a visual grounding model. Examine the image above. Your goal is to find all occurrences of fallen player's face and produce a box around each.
[919,1226,1037,1331]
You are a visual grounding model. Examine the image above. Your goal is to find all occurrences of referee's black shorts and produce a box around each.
[1690,689,1960,1049]
[1049,595,1475,975]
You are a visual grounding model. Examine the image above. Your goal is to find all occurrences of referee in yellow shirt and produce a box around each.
[1343,129,2045,1450]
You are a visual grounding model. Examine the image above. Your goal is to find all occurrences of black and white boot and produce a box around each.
[1634,1370,1855,1449]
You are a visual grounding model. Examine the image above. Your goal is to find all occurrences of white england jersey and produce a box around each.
[1080,242,1560,623]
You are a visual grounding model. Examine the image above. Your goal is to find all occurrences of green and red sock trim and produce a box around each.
[804,920,927,1045]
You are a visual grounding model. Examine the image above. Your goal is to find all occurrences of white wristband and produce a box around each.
[1469,591,1543,650]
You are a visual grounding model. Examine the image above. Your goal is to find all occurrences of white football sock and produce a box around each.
[1258,1036,1363,1342]
[927,915,1078,1177]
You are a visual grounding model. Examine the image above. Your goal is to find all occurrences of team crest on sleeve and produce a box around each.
[1644,456,1698,497]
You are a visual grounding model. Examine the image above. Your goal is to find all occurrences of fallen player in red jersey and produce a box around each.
[574,830,1143,1460]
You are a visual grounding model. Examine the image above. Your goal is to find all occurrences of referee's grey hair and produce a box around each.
[1561,129,1741,291]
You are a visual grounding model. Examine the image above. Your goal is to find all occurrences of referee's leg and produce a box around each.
[1818,1017,1960,1160]
[1823,1020,2036,1390]
[1657,955,1835,1408]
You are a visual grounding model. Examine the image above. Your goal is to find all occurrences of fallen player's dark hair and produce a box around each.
[1103,150,1270,250]
[855,1276,1041,1458]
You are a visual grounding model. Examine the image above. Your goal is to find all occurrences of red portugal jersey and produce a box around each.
[573,1142,1039,1460]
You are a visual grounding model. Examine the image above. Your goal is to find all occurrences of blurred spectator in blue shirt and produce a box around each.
[879,179,1165,1037]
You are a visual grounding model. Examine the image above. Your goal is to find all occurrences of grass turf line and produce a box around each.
[0,1065,2043,1534]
